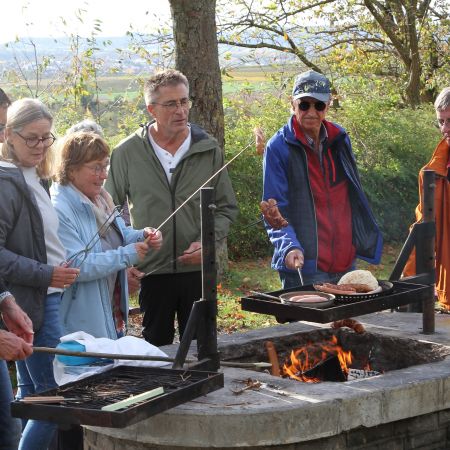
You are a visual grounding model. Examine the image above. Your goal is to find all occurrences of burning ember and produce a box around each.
[281,335,353,382]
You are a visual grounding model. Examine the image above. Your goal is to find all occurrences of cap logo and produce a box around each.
[295,80,329,94]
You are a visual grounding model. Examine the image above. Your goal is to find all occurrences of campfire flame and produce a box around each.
[281,335,353,382]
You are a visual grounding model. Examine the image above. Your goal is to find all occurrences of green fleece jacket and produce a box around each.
[105,122,238,274]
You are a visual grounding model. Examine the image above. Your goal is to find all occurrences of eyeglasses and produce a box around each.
[151,98,192,112]
[436,118,450,129]
[83,163,110,176]
[15,131,56,148]
[297,100,327,112]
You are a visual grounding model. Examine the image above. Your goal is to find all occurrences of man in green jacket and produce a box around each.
[105,69,238,346]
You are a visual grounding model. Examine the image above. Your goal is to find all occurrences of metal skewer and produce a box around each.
[146,140,253,239]
[294,259,304,286]
[33,346,271,369]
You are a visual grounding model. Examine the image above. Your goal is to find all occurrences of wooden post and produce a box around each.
[420,170,436,334]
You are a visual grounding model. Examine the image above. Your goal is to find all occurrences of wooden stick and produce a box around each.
[264,341,281,376]
[101,387,165,411]
[21,396,67,404]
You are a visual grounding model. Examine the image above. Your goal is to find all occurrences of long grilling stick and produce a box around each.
[33,346,271,369]
[144,140,253,242]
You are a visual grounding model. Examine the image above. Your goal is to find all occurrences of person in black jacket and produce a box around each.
[0,98,79,450]
[0,89,35,450]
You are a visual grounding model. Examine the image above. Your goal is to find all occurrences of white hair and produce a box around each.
[66,120,103,136]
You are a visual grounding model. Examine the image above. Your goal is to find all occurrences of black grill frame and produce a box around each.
[241,281,433,323]
[11,364,223,428]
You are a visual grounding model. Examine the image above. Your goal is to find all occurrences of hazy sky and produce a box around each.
[1,0,171,44]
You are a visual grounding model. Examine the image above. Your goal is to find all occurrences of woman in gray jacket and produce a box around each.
[0,98,79,450]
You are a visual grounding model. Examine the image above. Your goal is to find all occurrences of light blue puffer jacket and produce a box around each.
[51,183,145,339]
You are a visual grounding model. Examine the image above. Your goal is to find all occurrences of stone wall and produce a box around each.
[84,408,450,450]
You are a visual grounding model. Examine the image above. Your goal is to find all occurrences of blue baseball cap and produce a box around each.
[292,70,331,103]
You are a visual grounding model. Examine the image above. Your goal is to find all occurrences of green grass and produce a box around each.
[218,258,280,333]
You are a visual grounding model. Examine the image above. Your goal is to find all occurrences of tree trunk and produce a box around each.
[169,0,229,278]
[169,0,224,149]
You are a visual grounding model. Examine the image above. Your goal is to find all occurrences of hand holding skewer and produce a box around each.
[285,249,304,271]
[50,266,80,289]
[178,241,202,265]
[143,227,163,250]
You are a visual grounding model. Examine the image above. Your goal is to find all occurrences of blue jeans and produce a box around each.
[279,269,348,289]
[0,360,21,450]
[16,293,62,450]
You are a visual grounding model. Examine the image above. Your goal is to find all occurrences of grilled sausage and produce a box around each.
[337,283,372,293]
[288,295,328,303]
[260,199,288,230]
[314,283,356,295]
[332,319,365,334]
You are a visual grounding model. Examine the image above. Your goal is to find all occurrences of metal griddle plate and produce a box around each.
[11,366,224,428]
[241,281,433,323]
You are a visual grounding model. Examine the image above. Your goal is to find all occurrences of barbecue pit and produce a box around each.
[84,314,450,449]
[14,175,446,448]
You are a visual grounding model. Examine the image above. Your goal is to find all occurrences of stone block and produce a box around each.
[405,428,446,449]
[438,408,450,425]
[346,423,395,446]
[381,381,441,423]
[394,412,439,435]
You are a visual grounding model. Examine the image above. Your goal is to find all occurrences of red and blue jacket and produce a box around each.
[263,116,382,274]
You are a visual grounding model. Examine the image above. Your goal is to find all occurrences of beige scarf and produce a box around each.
[70,184,118,236]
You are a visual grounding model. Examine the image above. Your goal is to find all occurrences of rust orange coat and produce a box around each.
[404,138,450,308]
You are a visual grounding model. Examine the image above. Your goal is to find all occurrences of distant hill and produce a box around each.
[0,34,298,77]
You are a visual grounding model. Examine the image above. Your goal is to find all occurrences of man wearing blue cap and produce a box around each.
[262,70,383,287]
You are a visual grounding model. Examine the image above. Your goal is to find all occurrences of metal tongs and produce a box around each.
[62,205,123,268]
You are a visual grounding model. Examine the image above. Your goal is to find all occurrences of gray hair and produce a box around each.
[6,98,53,132]
[434,87,450,111]
[2,98,54,178]
[143,69,189,106]
[66,119,103,136]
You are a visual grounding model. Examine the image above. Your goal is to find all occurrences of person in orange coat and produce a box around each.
[404,87,450,309]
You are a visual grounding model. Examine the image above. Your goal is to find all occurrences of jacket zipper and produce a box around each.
[324,147,335,272]
[301,147,319,272]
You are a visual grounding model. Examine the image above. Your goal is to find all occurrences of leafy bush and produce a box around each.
[224,90,289,259]
[328,99,439,241]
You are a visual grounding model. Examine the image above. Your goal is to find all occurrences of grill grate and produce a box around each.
[56,367,201,409]
[11,366,224,428]
[241,281,433,323]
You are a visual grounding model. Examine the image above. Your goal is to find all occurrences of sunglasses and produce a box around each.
[297,100,327,112]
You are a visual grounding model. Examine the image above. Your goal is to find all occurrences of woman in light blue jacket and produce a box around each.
[52,132,162,339]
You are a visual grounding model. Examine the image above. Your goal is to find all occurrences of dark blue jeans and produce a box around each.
[16,292,62,450]
[279,269,348,289]
[0,360,21,449]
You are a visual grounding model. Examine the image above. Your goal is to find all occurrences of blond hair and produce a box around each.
[55,131,110,185]
[1,98,55,179]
